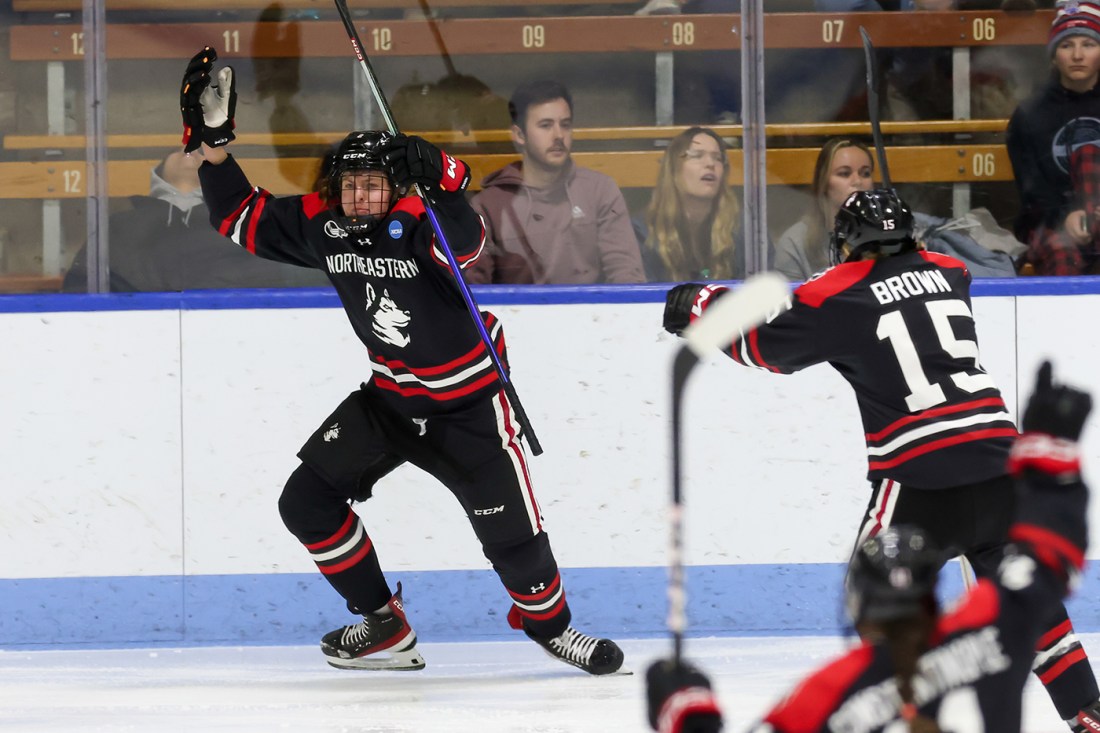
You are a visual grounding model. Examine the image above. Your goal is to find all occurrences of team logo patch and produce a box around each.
[1054,117,1100,174]
[324,220,348,239]
[388,221,403,239]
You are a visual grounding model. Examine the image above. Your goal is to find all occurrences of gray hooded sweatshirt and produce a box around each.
[467,161,646,284]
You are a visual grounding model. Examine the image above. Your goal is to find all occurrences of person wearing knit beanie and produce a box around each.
[1049,1,1100,58]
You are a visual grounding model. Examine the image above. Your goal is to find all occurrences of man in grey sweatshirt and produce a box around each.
[467,80,646,285]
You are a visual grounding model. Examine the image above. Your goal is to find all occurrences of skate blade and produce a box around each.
[325,646,426,671]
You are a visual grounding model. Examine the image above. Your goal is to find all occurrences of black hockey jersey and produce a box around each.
[748,465,1088,733]
[724,252,1016,488]
[198,155,500,417]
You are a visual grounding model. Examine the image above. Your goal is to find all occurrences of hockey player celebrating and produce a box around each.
[647,362,1097,732]
[662,189,1100,729]
[179,47,623,675]
[748,362,1096,732]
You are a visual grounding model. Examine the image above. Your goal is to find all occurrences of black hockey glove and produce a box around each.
[380,133,471,193]
[1022,361,1091,441]
[180,46,237,154]
[645,659,723,733]
[1008,361,1092,478]
[1007,361,1091,590]
[663,283,729,336]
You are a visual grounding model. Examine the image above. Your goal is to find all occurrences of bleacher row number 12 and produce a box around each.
[63,169,81,194]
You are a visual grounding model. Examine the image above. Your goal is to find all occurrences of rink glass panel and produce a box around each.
[0,3,1054,293]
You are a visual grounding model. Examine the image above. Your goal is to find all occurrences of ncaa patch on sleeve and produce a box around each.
[388,220,403,239]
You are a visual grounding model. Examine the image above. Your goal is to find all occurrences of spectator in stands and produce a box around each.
[773,138,874,280]
[1007,0,1100,275]
[63,149,328,292]
[466,80,646,284]
[632,126,745,281]
[775,138,1017,280]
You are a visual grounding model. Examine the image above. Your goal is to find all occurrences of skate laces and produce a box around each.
[549,627,600,665]
[342,617,374,647]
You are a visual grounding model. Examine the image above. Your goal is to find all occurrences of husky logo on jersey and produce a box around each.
[323,423,340,442]
[365,283,411,347]
[388,220,403,239]
[324,220,348,239]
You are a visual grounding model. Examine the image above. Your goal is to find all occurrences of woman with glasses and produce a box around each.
[633,127,744,282]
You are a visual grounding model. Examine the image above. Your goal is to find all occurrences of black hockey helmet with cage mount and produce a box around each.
[329,130,399,236]
[845,525,943,626]
[831,188,917,266]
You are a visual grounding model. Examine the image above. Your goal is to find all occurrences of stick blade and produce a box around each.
[682,272,790,357]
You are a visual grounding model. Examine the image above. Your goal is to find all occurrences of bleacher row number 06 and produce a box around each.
[973,17,996,41]
[972,152,996,177]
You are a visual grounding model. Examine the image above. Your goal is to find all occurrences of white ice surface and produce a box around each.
[0,634,1087,732]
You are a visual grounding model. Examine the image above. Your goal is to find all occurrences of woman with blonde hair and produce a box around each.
[773,137,874,280]
[634,126,744,281]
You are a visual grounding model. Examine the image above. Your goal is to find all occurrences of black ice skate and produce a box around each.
[320,582,426,671]
[1071,700,1100,733]
[526,626,625,676]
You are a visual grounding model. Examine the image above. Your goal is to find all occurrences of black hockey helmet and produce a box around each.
[845,526,942,625]
[831,188,916,265]
[329,130,398,235]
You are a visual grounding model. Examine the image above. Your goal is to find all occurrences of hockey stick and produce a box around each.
[668,272,790,663]
[858,27,892,190]
[332,0,543,456]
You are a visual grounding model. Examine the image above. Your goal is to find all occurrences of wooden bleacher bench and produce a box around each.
[8,11,1052,61]
[0,143,1015,200]
[0,275,64,293]
[1,120,1011,151]
[12,0,639,11]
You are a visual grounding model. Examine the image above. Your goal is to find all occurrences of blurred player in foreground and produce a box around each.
[648,361,1096,732]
